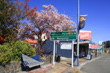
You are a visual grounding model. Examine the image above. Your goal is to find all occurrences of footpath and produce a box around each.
[20,54,103,73]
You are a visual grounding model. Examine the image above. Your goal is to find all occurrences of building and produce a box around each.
[24,39,37,48]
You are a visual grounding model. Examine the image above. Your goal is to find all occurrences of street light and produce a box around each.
[77,0,80,57]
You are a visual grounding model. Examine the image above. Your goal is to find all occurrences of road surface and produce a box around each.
[80,53,110,73]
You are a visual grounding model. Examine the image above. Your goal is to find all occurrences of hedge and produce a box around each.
[0,40,36,65]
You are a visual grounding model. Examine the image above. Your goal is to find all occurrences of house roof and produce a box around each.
[24,39,37,44]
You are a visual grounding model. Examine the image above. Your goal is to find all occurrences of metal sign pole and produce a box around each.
[77,0,80,67]
[53,41,56,65]
[77,0,80,57]
[72,40,74,67]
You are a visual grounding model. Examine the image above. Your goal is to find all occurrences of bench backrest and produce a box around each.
[32,55,41,62]
[21,53,40,65]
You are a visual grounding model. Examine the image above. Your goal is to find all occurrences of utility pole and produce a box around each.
[77,0,80,57]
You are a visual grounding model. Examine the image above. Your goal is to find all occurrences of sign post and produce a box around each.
[72,40,74,67]
[53,41,56,65]
[50,31,76,67]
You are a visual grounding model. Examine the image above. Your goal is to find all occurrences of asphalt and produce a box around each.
[80,53,110,73]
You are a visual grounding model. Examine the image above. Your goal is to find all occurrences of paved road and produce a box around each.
[80,53,110,73]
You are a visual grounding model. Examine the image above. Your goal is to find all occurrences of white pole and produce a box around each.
[72,40,74,67]
[77,0,80,57]
[97,49,98,57]
[56,43,57,53]
[53,41,56,65]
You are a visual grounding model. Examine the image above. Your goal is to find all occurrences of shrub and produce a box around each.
[0,40,36,65]
[0,44,12,65]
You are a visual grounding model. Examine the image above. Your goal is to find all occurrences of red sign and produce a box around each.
[89,44,101,49]
[80,31,92,40]
[68,32,71,35]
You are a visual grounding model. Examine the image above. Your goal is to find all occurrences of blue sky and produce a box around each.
[21,0,110,43]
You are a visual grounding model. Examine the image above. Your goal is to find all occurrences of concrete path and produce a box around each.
[28,63,75,73]
[80,53,110,73]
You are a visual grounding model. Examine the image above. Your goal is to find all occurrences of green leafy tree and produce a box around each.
[0,0,17,42]
[0,0,36,43]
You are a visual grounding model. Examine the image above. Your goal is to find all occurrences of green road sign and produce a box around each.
[50,31,76,40]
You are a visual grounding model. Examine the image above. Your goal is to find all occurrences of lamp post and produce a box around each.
[77,0,80,57]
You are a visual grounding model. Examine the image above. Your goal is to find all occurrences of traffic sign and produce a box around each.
[50,31,76,40]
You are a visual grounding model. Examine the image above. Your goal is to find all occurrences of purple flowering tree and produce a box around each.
[18,5,75,56]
